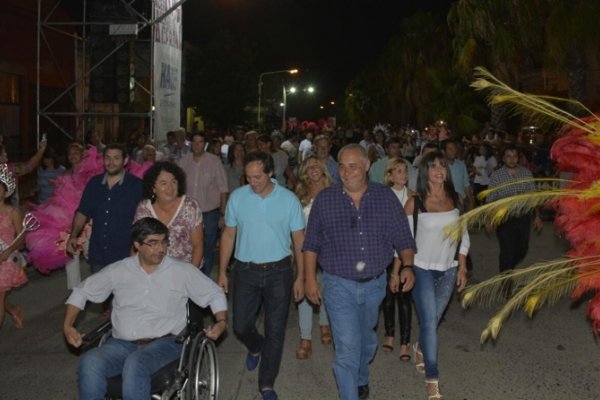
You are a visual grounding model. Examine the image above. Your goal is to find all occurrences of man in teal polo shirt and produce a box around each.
[441,139,474,211]
[218,151,305,400]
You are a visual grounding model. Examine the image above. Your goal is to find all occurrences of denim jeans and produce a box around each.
[298,269,329,340]
[412,266,457,379]
[232,258,293,390]
[322,271,386,400]
[202,209,221,276]
[78,336,182,400]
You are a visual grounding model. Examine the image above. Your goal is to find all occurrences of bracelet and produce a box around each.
[399,264,413,272]
[215,318,227,324]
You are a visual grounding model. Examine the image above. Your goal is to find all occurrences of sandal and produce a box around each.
[399,343,411,362]
[295,339,312,359]
[320,325,332,345]
[10,305,24,329]
[382,336,394,353]
[425,379,444,400]
[413,343,425,374]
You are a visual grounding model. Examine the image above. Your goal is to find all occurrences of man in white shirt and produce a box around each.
[298,132,314,164]
[64,217,227,400]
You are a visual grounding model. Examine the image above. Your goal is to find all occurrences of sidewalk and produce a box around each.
[0,223,598,399]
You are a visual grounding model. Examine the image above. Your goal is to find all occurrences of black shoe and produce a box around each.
[358,384,369,399]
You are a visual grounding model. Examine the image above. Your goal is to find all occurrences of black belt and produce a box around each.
[243,256,291,270]
[349,271,384,283]
[131,334,174,345]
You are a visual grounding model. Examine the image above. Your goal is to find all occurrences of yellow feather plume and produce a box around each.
[461,256,600,342]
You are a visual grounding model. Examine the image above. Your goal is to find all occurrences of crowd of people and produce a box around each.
[0,120,550,400]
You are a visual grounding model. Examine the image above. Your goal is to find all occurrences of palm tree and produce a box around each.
[448,0,547,130]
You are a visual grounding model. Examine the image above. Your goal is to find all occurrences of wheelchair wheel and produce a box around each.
[185,335,219,400]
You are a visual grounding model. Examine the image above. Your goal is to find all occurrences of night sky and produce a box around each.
[183,0,454,106]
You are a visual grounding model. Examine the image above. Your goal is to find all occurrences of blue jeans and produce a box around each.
[412,266,457,379]
[232,258,293,390]
[322,272,386,400]
[78,336,182,400]
[202,209,221,276]
[298,269,329,340]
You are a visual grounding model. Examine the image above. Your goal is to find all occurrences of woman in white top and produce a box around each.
[393,151,469,400]
[381,158,415,361]
[294,155,333,359]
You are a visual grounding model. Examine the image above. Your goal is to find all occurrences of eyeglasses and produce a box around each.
[141,239,170,248]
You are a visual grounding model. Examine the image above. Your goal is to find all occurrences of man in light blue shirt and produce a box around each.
[218,151,305,400]
[441,139,474,211]
[313,134,340,183]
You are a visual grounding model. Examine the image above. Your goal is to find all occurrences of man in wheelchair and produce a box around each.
[63,217,228,400]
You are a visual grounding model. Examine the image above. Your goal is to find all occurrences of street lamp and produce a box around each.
[282,85,314,132]
[257,68,298,127]
[282,86,297,132]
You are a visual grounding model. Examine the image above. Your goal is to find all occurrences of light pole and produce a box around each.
[281,86,297,132]
[282,85,315,132]
[257,68,298,127]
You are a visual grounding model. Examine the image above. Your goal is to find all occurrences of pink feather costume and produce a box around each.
[26,147,151,273]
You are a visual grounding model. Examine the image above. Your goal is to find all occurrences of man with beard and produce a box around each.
[66,143,143,273]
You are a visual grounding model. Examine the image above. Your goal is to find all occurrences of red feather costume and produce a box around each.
[550,117,600,333]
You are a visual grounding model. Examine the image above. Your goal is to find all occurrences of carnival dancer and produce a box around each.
[0,164,26,330]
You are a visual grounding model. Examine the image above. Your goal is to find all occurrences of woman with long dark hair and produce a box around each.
[392,151,469,400]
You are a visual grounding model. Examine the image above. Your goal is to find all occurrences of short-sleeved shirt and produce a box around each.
[77,172,143,267]
[303,182,415,280]
[134,195,203,263]
[178,152,228,212]
[225,179,304,263]
[66,255,227,341]
[447,159,470,199]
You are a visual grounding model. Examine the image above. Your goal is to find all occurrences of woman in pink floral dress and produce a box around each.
[134,161,204,267]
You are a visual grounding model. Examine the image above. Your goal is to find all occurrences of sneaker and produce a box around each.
[246,352,261,371]
[358,384,370,399]
[260,389,278,400]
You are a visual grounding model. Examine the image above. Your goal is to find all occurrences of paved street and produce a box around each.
[1,222,598,400]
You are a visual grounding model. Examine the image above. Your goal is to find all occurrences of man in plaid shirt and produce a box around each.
[303,144,415,400]
[486,144,543,280]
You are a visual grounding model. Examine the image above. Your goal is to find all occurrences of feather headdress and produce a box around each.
[451,67,600,341]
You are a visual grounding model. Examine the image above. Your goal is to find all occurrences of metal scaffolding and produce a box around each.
[36,0,186,143]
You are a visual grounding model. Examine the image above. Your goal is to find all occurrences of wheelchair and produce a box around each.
[82,312,219,400]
